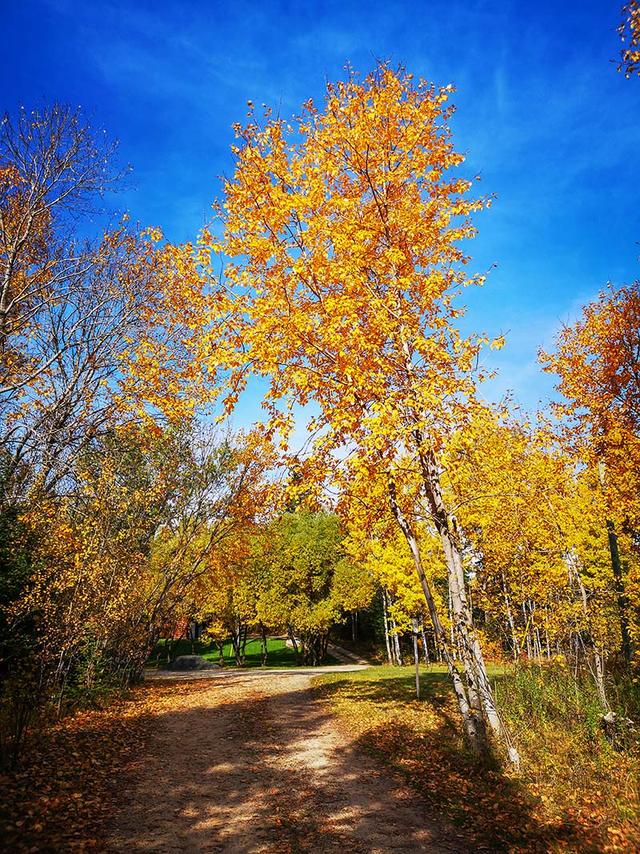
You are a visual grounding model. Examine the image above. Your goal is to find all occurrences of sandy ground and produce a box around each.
[109,668,469,853]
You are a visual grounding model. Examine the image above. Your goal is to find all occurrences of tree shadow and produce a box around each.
[5,670,599,853]
[108,677,468,852]
[313,669,594,852]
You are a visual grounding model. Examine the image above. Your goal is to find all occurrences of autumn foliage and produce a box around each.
[619,0,640,77]
[0,106,272,764]
[1,43,640,853]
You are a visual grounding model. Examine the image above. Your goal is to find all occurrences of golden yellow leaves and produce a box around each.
[541,283,640,528]
[619,1,640,77]
[202,61,499,492]
[141,225,163,242]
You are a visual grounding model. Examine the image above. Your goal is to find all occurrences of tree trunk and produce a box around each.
[388,609,402,666]
[288,627,300,662]
[382,590,393,665]
[393,625,402,666]
[395,432,520,768]
[533,624,543,661]
[545,628,551,660]
[387,476,485,752]
[598,461,632,665]
[606,519,632,665]
[240,624,248,664]
[420,626,430,664]
[260,624,268,667]
[523,602,532,659]
[320,633,329,664]
[448,587,456,650]
[412,618,421,699]
[501,571,520,661]
[570,555,610,711]
[231,622,248,666]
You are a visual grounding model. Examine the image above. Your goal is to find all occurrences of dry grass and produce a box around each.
[314,664,640,852]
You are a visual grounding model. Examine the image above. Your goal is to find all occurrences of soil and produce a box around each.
[109,668,469,853]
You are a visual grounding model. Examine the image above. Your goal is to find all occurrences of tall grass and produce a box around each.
[494,662,639,841]
[495,661,639,745]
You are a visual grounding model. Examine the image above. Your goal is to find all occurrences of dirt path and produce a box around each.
[109,669,469,853]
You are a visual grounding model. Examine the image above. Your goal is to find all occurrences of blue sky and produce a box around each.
[5,0,640,427]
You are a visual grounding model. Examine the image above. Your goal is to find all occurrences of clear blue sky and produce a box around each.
[5,0,640,423]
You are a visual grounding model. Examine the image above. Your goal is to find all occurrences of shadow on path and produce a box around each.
[109,673,468,853]
[313,670,594,853]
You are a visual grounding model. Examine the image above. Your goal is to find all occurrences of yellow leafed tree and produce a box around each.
[206,64,517,760]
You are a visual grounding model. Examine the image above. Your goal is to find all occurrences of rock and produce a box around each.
[167,655,218,671]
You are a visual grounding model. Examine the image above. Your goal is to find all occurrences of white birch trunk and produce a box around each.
[388,476,483,750]
[412,617,421,699]
[412,435,520,767]
[382,589,394,666]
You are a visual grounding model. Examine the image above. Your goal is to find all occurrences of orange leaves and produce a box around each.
[112,233,214,424]
[542,283,640,434]
[0,682,192,852]
[619,1,640,77]
[203,62,496,498]
[541,282,640,529]
[1,105,216,507]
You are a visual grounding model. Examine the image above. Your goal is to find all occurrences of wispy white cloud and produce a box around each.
[12,0,640,428]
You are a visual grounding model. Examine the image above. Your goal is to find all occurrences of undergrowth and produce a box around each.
[315,663,640,852]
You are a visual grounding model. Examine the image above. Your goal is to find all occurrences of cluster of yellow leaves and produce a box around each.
[444,406,636,659]
[11,423,280,705]
[542,284,640,524]
[619,0,640,77]
[205,64,494,472]
[539,284,640,654]
[114,230,215,424]
[13,425,173,679]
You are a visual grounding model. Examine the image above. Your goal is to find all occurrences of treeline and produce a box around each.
[186,509,371,667]
[0,107,274,764]
[2,42,640,772]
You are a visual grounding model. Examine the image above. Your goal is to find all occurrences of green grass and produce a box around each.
[313,662,640,852]
[316,661,509,690]
[149,636,338,668]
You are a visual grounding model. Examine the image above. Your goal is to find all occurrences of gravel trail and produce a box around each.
[109,668,469,853]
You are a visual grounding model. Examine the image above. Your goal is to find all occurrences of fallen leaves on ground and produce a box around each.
[0,681,207,852]
[314,668,640,853]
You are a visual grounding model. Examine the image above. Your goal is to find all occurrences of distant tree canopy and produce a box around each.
[0,105,243,765]
[254,510,363,665]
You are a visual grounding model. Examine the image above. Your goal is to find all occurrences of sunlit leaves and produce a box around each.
[619,1,640,78]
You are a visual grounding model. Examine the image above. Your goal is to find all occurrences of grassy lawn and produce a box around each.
[149,636,338,668]
[314,664,640,853]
